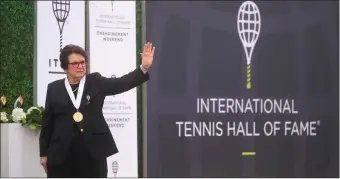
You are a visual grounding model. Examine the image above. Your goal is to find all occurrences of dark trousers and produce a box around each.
[47,133,107,178]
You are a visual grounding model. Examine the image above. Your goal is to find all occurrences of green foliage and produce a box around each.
[0,1,34,113]
[21,106,44,131]
[0,105,44,131]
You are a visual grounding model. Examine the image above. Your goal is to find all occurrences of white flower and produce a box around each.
[0,112,8,122]
[11,107,26,123]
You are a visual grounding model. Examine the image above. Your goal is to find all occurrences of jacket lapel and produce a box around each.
[80,77,90,108]
[80,74,100,108]
[58,79,73,109]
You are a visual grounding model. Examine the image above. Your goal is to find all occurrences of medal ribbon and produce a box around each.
[64,76,86,110]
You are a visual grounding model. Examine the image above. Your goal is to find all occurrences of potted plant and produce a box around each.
[0,95,44,131]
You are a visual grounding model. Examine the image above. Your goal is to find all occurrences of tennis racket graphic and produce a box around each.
[112,161,118,177]
[52,0,71,52]
[237,1,261,89]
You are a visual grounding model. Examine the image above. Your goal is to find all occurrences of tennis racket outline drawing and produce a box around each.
[237,1,261,89]
[52,0,71,52]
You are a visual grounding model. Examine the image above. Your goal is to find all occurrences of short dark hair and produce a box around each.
[59,44,88,70]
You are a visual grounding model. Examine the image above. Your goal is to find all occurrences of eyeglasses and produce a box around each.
[69,61,87,68]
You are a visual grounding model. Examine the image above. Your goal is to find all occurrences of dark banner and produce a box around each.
[146,1,339,177]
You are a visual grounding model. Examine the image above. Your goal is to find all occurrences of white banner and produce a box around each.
[88,1,138,177]
[35,1,85,106]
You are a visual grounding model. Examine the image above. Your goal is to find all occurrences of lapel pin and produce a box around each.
[86,94,91,104]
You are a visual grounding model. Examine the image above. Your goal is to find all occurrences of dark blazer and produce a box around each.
[39,68,149,166]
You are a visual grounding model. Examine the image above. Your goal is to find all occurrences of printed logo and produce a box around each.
[52,0,71,52]
[237,1,261,89]
[112,161,119,177]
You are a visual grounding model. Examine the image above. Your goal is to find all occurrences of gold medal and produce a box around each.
[73,111,83,122]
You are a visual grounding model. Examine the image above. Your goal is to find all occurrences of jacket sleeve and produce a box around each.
[39,83,54,157]
[96,67,149,96]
